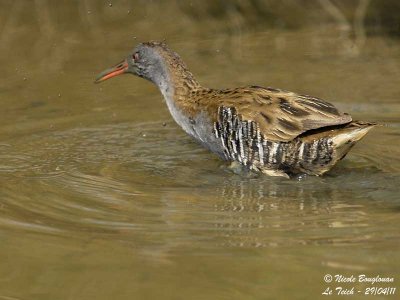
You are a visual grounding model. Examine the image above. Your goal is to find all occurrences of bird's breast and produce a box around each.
[162,93,226,158]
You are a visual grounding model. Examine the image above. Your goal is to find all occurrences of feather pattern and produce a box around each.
[192,86,352,142]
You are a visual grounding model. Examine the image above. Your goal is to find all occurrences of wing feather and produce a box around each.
[212,86,352,142]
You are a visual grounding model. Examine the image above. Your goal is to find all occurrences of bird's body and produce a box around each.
[95,41,375,178]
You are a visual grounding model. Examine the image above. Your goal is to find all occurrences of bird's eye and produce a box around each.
[133,52,139,61]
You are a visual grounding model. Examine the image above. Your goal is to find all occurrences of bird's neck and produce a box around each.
[151,55,203,117]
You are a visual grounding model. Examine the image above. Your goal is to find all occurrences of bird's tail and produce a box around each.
[331,121,377,161]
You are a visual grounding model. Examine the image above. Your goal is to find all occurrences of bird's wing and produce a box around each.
[212,86,352,142]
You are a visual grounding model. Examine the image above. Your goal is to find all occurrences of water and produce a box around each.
[0,2,399,299]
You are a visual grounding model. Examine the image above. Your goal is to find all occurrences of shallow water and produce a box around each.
[0,2,399,299]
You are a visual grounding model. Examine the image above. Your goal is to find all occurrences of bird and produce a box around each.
[95,41,376,178]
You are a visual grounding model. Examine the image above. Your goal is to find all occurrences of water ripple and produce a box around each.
[0,120,398,248]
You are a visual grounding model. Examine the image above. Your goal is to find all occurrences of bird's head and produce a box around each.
[94,41,169,85]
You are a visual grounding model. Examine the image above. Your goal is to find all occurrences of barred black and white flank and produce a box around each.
[213,106,371,177]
